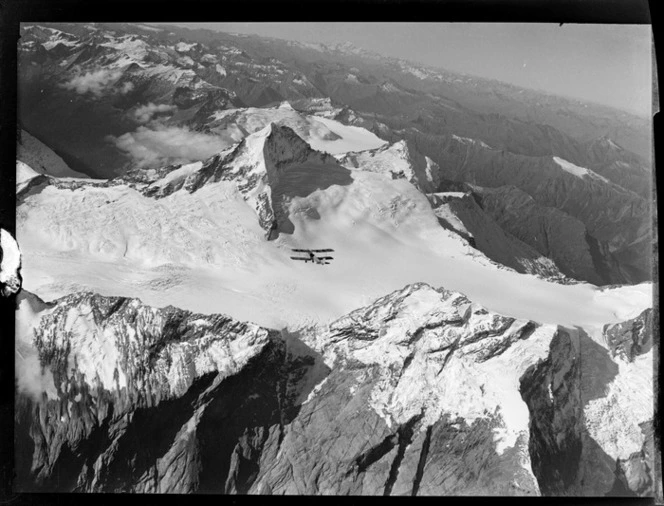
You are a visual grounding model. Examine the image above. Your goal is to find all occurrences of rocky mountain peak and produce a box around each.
[337,138,440,192]
[278,101,295,110]
[139,124,340,236]
[309,282,554,430]
[29,290,275,402]
[261,123,337,168]
[603,308,653,363]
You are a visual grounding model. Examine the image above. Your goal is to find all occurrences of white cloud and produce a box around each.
[16,352,59,402]
[133,102,176,123]
[107,125,231,168]
[119,81,135,94]
[60,69,133,97]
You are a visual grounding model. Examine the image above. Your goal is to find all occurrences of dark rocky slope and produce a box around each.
[426,191,567,281]
[470,185,624,285]
[520,308,655,497]
[15,285,654,496]
[423,135,650,283]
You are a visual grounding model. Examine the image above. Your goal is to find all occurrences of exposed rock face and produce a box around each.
[15,285,654,496]
[470,185,623,285]
[439,140,647,247]
[519,329,583,495]
[519,309,655,497]
[14,290,291,492]
[0,228,22,297]
[603,308,653,363]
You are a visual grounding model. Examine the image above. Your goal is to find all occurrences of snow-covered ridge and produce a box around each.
[16,161,42,194]
[553,156,589,177]
[428,191,468,202]
[22,27,223,99]
[175,41,197,53]
[206,103,386,156]
[552,156,609,182]
[24,26,80,50]
[606,138,620,149]
[127,123,342,235]
[309,282,557,465]
[18,145,652,334]
[100,35,151,63]
[16,158,96,198]
[133,24,163,32]
[337,139,439,192]
[17,114,652,333]
[452,134,492,149]
[147,161,204,191]
[22,291,273,399]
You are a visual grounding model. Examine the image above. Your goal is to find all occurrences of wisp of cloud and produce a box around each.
[60,69,134,97]
[108,125,231,168]
[16,351,59,403]
[133,102,177,123]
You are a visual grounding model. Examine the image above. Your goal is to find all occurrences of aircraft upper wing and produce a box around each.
[291,248,334,252]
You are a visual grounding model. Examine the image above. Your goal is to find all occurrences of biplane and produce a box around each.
[290,249,334,265]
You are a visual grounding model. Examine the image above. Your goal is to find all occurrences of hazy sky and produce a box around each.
[165,23,653,117]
